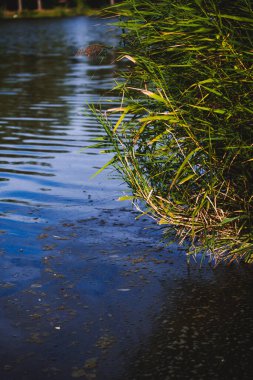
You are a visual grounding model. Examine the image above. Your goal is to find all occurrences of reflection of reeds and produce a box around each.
[94,0,253,264]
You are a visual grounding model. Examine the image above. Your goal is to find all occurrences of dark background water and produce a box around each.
[0,17,253,380]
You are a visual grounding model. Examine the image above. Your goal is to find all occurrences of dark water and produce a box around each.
[0,17,253,380]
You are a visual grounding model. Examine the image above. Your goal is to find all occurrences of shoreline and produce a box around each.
[0,8,103,20]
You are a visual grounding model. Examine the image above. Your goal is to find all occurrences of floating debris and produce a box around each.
[96,335,115,350]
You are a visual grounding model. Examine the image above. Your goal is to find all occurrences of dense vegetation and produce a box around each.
[96,0,253,263]
[0,0,115,17]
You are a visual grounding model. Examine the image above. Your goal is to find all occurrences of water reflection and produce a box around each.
[0,17,120,234]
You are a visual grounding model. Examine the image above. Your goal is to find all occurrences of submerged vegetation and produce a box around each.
[96,0,253,263]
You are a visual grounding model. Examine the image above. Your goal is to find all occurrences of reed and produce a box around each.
[96,0,253,263]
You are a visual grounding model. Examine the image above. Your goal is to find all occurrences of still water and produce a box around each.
[1,17,253,380]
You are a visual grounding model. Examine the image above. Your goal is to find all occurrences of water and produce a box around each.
[0,17,123,254]
[0,16,176,379]
[1,16,253,380]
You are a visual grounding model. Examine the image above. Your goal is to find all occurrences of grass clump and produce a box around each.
[96,0,253,263]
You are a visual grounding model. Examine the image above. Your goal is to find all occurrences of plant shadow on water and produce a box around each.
[127,264,253,380]
[0,16,253,380]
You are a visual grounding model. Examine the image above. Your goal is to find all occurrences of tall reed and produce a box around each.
[96,0,253,263]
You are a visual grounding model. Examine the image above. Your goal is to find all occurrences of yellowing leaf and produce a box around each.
[117,195,135,201]
[113,107,130,132]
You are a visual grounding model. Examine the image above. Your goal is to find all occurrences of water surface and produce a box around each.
[1,16,253,380]
[0,16,119,230]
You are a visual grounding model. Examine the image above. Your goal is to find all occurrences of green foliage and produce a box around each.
[0,0,110,18]
[97,0,253,263]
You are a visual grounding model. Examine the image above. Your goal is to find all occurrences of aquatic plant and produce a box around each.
[96,0,253,263]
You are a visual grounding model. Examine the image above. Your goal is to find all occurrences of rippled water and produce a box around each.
[1,17,253,380]
[0,17,122,250]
